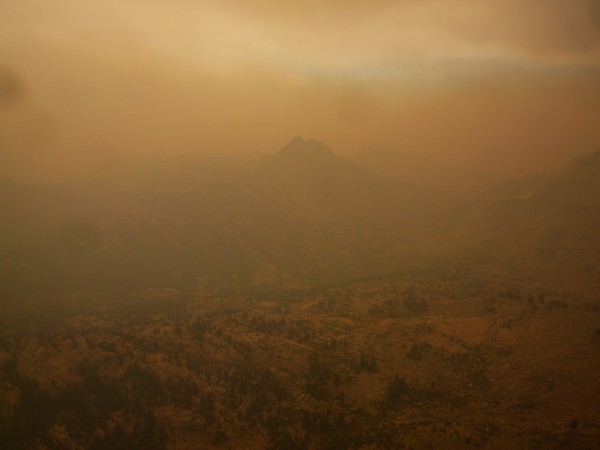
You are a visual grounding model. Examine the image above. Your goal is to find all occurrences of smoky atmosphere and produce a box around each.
[1,1,600,449]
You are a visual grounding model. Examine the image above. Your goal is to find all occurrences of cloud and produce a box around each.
[190,0,600,72]
[0,0,599,181]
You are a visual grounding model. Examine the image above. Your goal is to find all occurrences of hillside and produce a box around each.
[436,149,600,285]
[0,137,442,294]
[2,142,600,450]
[3,141,599,295]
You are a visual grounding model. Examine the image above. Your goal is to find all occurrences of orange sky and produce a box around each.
[1,0,600,181]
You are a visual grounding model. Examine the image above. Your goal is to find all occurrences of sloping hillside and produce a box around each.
[0,137,441,293]
[436,149,600,285]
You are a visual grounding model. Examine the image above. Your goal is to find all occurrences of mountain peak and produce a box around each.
[278,136,334,159]
[290,135,306,145]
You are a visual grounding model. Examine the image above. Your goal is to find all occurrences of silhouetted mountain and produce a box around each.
[250,136,436,223]
[277,135,334,160]
[2,139,598,295]
[0,137,441,293]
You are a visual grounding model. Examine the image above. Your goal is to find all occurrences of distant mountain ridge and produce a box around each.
[437,148,600,284]
[1,138,599,294]
[0,136,440,293]
[277,135,334,159]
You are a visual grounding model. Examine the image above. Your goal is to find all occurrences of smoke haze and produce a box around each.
[1,0,599,181]
[3,3,600,449]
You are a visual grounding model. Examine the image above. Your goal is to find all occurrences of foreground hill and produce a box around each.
[2,271,599,449]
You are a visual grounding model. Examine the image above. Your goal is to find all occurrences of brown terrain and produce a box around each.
[1,138,600,449]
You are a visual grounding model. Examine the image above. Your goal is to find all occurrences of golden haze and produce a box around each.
[1,0,600,181]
